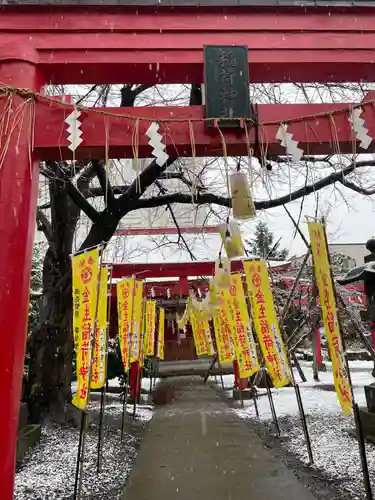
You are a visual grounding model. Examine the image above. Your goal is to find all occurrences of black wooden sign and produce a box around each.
[203,45,251,128]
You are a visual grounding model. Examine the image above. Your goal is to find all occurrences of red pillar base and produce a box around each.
[129,361,142,403]
[233,361,247,390]
[0,45,43,499]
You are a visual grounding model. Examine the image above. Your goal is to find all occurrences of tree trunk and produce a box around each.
[27,164,80,422]
[27,169,118,422]
[27,285,73,422]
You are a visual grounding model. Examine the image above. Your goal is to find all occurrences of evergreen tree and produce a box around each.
[246,221,289,260]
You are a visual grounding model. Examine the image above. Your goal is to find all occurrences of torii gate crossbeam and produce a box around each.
[1,5,375,84]
[0,4,374,498]
[30,99,375,160]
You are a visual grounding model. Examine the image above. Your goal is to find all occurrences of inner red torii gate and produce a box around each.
[1,3,375,497]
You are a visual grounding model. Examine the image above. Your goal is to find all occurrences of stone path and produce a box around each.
[122,377,316,500]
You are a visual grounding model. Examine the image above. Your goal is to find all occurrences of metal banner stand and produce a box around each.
[264,370,280,436]
[97,267,113,473]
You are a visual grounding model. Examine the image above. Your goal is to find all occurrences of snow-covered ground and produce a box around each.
[15,381,153,500]
[227,361,375,500]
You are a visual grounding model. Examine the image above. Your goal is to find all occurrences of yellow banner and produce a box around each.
[91,267,109,389]
[144,300,156,357]
[308,221,352,415]
[244,260,290,388]
[130,280,144,363]
[157,308,165,360]
[229,274,260,378]
[72,248,100,409]
[117,277,135,372]
[212,289,235,365]
[190,308,208,356]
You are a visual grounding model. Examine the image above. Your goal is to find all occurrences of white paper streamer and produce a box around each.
[65,108,83,151]
[146,121,169,167]
[276,123,303,162]
[349,107,372,150]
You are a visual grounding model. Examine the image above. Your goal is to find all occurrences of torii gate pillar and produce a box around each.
[0,45,43,498]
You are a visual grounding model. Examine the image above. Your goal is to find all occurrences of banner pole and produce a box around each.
[121,335,131,441]
[239,384,244,408]
[204,353,218,384]
[322,221,373,500]
[265,370,280,436]
[73,410,87,500]
[252,387,259,419]
[97,267,113,474]
[354,403,373,500]
[133,358,141,420]
[295,382,313,464]
[121,386,127,441]
[248,377,260,418]
[149,358,153,395]
[133,299,146,420]
[286,340,314,463]
[281,251,313,464]
[218,357,225,390]
[75,246,104,500]
[96,388,105,473]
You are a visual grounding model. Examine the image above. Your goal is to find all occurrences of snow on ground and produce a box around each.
[15,382,153,500]
[229,361,375,500]
[71,377,159,395]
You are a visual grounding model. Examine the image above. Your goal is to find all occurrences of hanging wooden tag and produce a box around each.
[219,220,245,259]
[230,171,256,220]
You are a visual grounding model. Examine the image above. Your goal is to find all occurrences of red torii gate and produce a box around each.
[1,3,375,497]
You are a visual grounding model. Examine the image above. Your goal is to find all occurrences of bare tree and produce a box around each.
[30,82,375,421]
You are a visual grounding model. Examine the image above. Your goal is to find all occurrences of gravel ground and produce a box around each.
[14,394,153,500]
[215,363,375,500]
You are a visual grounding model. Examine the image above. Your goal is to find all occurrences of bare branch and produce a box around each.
[36,208,54,247]
[130,191,230,211]
[65,179,100,223]
[256,160,375,210]
[133,84,154,96]
[116,157,177,216]
[91,159,116,208]
[155,179,197,261]
[130,159,375,213]
[339,178,375,195]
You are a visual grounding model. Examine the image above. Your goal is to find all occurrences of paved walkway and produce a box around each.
[122,378,316,500]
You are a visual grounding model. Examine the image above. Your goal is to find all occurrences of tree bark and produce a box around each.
[27,272,73,423]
